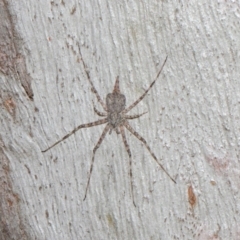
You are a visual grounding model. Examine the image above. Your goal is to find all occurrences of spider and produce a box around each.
[42,48,176,206]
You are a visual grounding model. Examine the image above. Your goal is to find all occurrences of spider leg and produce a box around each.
[123,56,167,114]
[124,121,176,184]
[42,118,107,152]
[115,127,120,134]
[77,43,107,111]
[92,101,107,117]
[120,126,136,207]
[125,111,148,120]
[83,124,111,200]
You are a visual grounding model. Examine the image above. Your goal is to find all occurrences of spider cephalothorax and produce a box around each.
[42,48,175,206]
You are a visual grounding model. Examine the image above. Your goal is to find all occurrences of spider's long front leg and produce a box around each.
[83,124,111,201]
[42,118,107,152]
[120,126,136,207]
[124,121,176,184]
[123,56,167,114]
[77,44,107,111]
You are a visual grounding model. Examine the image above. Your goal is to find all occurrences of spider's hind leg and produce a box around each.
[77,43,108,111]
[123,56,168,114]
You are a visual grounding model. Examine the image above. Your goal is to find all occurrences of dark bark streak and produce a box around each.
[0,0,33,100]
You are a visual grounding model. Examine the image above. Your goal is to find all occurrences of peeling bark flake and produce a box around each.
[0,0,34,100]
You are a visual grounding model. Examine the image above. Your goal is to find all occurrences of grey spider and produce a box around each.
[42,49,176,206]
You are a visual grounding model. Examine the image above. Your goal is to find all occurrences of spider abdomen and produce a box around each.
[106,93,126,113]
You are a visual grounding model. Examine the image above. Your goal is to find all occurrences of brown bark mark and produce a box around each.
[3,95,16,120]
[0,0,33,100]
[0,146,29,240]
[188,185,196,208]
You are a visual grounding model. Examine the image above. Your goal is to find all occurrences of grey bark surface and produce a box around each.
[1,0,240,239]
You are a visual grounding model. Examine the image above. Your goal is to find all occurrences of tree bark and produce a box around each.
[1,0,240,239]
